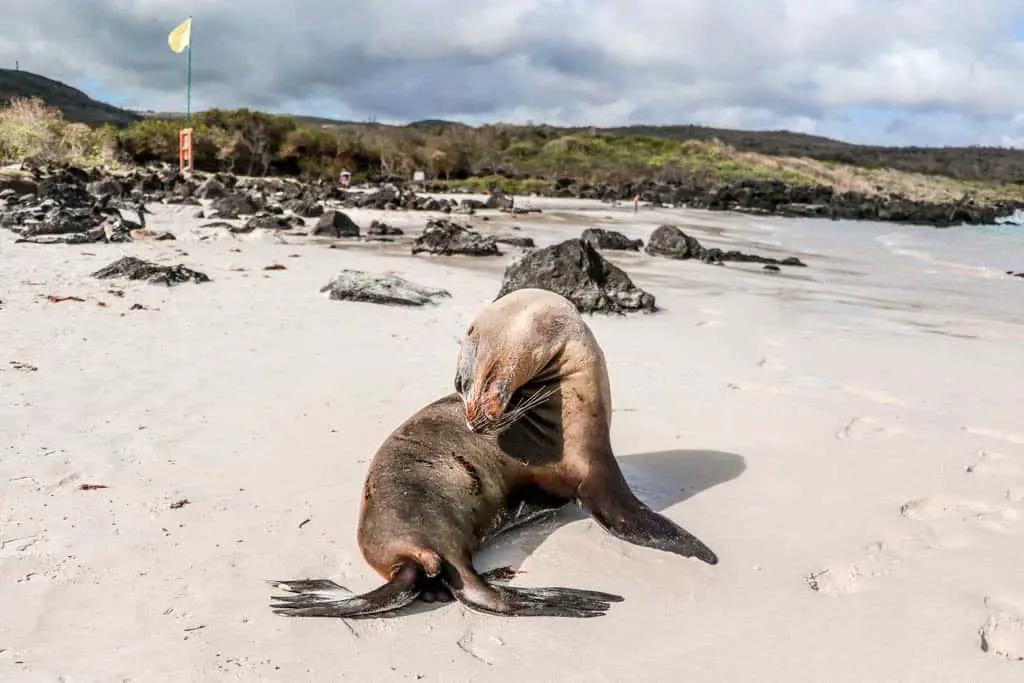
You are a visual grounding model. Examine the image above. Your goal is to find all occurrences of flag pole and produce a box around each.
[185,16,192,125]
[170,16,195,172]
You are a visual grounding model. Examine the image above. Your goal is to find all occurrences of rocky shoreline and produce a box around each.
[3,160,1022,229]
[429,177,1024,228]
[0,162,826,312]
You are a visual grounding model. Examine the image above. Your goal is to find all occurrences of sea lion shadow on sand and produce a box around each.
[380,447,746,619]
[476,447,747,565]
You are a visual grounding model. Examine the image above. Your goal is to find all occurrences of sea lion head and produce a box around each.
[454,289,579,434]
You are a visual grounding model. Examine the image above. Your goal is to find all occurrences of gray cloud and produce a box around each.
[2,0,1023,145]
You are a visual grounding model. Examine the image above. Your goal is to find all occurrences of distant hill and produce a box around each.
[581,125,1024,181]
[0,69,141,126]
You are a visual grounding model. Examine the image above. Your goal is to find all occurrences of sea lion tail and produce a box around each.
[268,562,422,618]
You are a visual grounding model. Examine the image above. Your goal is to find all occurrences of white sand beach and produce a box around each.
[1,194,1023,682]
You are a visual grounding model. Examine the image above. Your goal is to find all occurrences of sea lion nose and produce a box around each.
[465,396,501,433]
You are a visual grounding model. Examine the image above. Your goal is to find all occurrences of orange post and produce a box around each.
[178,128,194,172]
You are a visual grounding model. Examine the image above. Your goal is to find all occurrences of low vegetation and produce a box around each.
[1,95,1022,205]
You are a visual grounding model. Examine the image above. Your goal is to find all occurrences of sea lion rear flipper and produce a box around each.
[268,562,421,618]
[578,475,719,565]
[441,561,623,618]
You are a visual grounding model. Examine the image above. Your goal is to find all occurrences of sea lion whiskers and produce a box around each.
[484,382,559,436]
[463,355,512,432]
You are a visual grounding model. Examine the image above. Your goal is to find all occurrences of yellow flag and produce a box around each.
[168,17,192,54]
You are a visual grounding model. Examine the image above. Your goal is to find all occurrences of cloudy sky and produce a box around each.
[3,1,1024,147]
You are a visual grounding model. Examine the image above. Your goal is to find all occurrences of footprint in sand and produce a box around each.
[695,307,724,328]
[726,381,791,395]
[964,450,1022,478]
[807,495,1023,597]
[834,416,905,440]
[755,356,787,372]
[899,496,1020,534]
[963,426,1024,446]
[841,385,907,406]
[456,626,505,666]
[803,536,938,595]
[979,597,1024,661]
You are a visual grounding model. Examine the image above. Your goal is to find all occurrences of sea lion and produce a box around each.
[270,288,716,619]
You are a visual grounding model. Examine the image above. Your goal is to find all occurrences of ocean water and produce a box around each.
[741,215,1024,327]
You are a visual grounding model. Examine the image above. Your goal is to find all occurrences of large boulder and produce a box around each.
[0,174,37,198]
[241,213,298,232]
[581,227,643,251]
[320,269,451,306]
[496,238,655,314]
[35,173,93,208]
[283,198,324,218]
[312,210,360,237]
[646,224,807,267]
[194,177,227,199]
[411,218,499,256]
[367,219,403,236]
[485,191,513,210]
[645,225,706,259]
[209,194,260,218]
[91,256,210,286]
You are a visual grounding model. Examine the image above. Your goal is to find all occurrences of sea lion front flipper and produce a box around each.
[269,562,422,618]
[578,472,719,565]
[441,561,623,618]
[479,492,568,546]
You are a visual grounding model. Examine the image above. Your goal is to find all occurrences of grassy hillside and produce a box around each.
[143,111,1024,185]
[0,69,140,127]
[590,125,1024,183]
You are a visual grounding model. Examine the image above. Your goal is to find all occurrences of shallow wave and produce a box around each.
[875,231,1011,278]
[876,232,935,264]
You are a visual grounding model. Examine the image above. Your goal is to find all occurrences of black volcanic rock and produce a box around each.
[581,227,643,251]
[283,198,324,217]
[209,194,260,218]
[577,177,1016,228]
[367,219,404,236]
[320,269,451,306]
[494,235,535,248]
[645,225,706,259]
[411,218,499,256]
[646,224,807,267]
[312,210,360,237]
[91,256,210,286]
[496,238,655,314]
